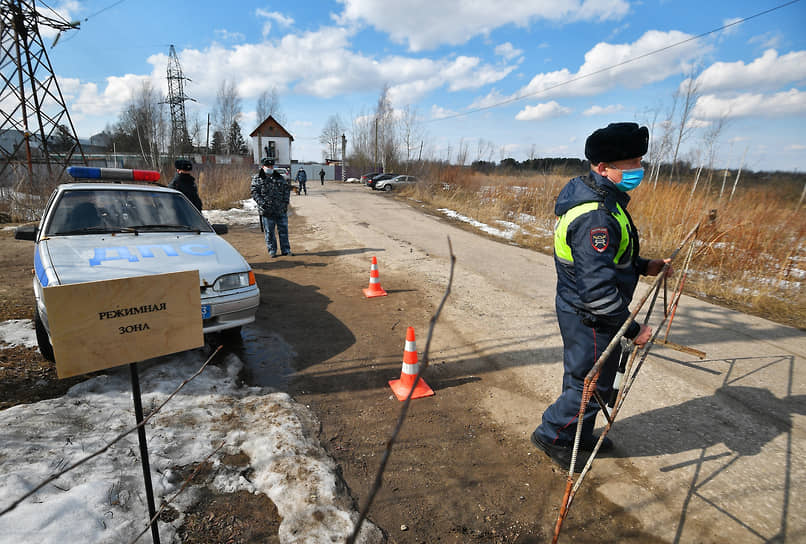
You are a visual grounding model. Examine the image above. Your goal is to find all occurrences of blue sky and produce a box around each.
[37,0,806,171]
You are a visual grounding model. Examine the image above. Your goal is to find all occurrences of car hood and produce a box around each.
[39,232,250,287]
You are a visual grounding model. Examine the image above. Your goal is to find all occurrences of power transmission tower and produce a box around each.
[164,44,194,158]
[0,0,85,188]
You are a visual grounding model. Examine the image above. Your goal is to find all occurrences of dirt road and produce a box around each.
[2,180,803,543]
[265,182,805,544]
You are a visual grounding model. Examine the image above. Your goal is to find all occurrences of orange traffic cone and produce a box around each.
[362,256,388,298]
[389,327,434,401]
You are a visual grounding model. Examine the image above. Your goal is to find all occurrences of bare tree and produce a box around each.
[320,114,344,161]
[256,88,285,125]
[474,138,496,163]
[455,138,469,166]
[116,81,165,168]
[668,66,701,182]
[375,85,398,171]
[187,110,204,151]
[698,115,729,196]
[400,105,425,168]
[213,80,242,155]
[348,109,375,173]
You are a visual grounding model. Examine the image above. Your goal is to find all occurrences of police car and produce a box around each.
[15,167,260,361]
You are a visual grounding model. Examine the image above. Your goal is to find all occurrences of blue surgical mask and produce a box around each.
[617,167,644,191]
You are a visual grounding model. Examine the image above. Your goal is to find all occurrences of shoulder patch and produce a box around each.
[590,227,609,253]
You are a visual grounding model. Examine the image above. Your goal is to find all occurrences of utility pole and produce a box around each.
[205,113,211,155]
[341,133,347,183]
[374,117,379,172]
[0,0,85,187]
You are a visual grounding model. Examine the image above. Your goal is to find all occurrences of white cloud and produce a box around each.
[495,42,523,61]
[431,105,457,119]
[214,29,246,42]
[695,49,806,93]
[515,101,572,121]
[506,30,704,104]
[338,0,630,51]
[62,73,161,118]
[785,144,806,151]
[256,8,295,39]
[693,89,806,119]
[468,89,510,110]
[749,32,783,50]
[721,17,743,35]
[583,104,624,116]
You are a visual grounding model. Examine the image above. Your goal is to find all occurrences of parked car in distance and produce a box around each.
[14,166,260,361]
[368,173,396,189]
[375,175,418,192]
[274,167,291,181]
[360,172,381,186]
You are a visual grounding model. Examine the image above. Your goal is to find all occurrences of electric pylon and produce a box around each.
[165,44,194,158]
[0,0,85,188]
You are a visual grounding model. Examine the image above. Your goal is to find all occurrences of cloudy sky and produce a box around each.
[37,0,806,171]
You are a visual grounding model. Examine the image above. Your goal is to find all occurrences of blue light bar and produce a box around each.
[67,166,101,179]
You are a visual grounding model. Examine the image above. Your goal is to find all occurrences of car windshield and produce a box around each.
[46,188,213,236]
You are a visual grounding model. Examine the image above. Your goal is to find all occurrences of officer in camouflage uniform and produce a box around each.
[531,122,670,472]
[251,158,293,257]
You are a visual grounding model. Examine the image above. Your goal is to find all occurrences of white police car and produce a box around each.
[15,167,260,361]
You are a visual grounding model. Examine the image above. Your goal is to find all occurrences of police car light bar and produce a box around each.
[67,166,161,182]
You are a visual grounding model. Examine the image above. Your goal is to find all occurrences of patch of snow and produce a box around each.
[0,319,37,349]
[202,199,260,227]
[0,319,382,544]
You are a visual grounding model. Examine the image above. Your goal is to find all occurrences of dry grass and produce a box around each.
[402,170,805,329]
[195,164,255,211]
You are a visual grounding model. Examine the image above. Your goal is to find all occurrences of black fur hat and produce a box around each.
[584,122,649,165]
[174,159,192,171]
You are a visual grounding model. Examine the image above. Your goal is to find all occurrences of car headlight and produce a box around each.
[213,271,256,292]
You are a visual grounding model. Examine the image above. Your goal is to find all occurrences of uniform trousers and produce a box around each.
[535,300,622,445]
[262,214,290,255]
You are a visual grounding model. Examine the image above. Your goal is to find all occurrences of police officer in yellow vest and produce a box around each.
[531,122,670,472]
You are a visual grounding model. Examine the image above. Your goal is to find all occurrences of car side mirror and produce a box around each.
[212,224,228,235]
[14,225,37,241]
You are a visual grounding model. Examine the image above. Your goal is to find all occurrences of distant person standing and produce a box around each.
[251,158,293,257]
[296,168,308,195]
[319,168,325,185]
[169,159,202,211]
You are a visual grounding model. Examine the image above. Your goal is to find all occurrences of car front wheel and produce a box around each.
[383,184,392,192]
[35,308,55,362]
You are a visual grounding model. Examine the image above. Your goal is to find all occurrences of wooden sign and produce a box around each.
[43,270,204,378]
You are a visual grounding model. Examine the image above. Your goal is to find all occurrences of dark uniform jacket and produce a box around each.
[553,171,649,337]
[251,169,291,218]
[168,173,203,211]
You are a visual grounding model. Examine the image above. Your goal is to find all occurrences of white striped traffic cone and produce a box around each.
[362,256,388,298]
[388,327,434,401]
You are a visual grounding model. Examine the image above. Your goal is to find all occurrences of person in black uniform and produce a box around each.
[168,159,202,211]
[531,122,670,472]
[319,168,325,185]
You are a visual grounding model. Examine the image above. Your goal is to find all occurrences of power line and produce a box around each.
[426,0,801,124]
[82,0,128,21]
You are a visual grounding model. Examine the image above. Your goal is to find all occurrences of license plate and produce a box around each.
[201,304,211,319]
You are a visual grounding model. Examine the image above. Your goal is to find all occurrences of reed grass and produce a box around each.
[195,164,255,211]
